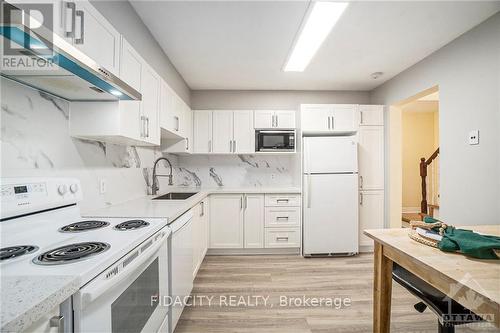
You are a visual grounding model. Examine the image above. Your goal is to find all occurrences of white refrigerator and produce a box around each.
[303,136,359,256]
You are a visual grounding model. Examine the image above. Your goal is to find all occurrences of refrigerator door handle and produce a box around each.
[307,174,312,208]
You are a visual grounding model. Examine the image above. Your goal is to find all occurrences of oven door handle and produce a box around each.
[80,237,166,306]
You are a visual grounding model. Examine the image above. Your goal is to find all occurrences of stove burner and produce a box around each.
[33,242,110,265]
[0,245,39,261]
[59,220,110,233]
[114,219,150,231]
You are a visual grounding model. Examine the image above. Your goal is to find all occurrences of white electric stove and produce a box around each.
[1,177,172,333]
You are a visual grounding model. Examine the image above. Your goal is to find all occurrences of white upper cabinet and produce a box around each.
[140,63,160,145]
[233,111,255,153]
[301,104,358,133]
[359,105,384,126]
[72,1,121,75]
[358,126,385,190]
[193,111,213,153]
[164,99,193,154]
[212,111,234,153]
[119,38,142,91]
[254,110,296,129]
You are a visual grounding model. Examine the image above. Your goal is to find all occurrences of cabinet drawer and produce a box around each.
[265,194,301,207]
[265,207,300,227]
[264,228,301,248]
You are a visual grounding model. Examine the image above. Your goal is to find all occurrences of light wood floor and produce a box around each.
[175,254,498,333]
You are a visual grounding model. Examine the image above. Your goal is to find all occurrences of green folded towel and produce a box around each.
[423,216,500,259]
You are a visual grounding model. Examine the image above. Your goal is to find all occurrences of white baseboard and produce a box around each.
[207,248,300,256]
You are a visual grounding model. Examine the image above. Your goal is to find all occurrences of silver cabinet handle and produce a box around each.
[186,138,189,151]
[140,116,145,137]
[360,175,364,189]
[277,199,289,203]
[75,10,84,44]
[208,140,212,152]
[276,216,289,220]
[65,2,76,38]
[276,236,289,241]
[240,196,243,210]
[200,201,204,217]
[244,195,248,210]
[328,116,331,130]
[275,115,279,128]
[146,117,150,138]
[233,140,237,153]
[229,140,232,152]
[50,315,65,333]
[360,110,364,125]
[174,116,179,131]
[359,192,363,205]
[331,116,334,130]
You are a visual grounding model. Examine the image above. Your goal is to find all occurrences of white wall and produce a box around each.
[371,13,500,225]
[191,90,370,110]
[90,0,191,104]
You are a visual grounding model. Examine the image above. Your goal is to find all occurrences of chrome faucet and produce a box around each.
[152,157,173,195]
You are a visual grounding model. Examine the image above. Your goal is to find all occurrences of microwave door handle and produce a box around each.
[80,238,165,304]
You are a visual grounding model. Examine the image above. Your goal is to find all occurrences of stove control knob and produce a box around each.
[58,184,68,195]
[69,184,79,194]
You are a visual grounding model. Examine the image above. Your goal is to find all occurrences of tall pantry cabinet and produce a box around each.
[357,105,385,250]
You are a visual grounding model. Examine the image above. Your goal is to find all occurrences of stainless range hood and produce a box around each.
[0,3,141,102]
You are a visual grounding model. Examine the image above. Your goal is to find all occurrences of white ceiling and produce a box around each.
[130,1,500,91]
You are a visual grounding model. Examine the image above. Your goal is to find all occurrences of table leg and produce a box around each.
[373,242,393,333]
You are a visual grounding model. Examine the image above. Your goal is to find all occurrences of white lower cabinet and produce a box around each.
[359,190,385,248]
[209,194,244,248]
[265,228,301,248]
[193,200,208,278]
[209,193,301,250]
[243,194,265,248]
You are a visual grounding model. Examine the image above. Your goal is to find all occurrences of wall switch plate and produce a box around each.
[468,130,479,145]
[99,179,106,194]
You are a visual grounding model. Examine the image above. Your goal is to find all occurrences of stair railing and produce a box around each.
[420,147,440,214]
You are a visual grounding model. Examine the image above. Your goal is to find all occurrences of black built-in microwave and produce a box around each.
[255,130,295,152]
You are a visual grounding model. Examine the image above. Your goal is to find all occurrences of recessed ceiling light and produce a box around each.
[283,1,349,72]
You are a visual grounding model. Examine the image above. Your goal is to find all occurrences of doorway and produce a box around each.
[386,86,440,228]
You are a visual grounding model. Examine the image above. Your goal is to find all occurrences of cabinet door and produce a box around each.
[359,105,384,126]
[193,111,213,153]
[254,110,274,129]
[359,126,384,190]
[300,105,329,132]
[244,194,264,248]
[209,195,244,248]
[329,104,358,132]
[212,111,233,153]
[275,110,296,129]
[233,111,254,153]
[74,1,120,75]
[359,190,384,247]
[140,63,160,145]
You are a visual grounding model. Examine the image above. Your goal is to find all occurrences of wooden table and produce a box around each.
[364,225,500,332]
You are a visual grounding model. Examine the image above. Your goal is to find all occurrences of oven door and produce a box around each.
[256,131,295,151]
[73,230,169,333]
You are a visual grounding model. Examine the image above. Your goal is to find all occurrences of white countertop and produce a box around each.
[84,186,301,221]
[1,275,79,332]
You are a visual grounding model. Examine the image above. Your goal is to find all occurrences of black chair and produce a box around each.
[392,263,483,333]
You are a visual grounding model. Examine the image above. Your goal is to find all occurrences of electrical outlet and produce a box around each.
[99,179,106,194]
[468,130,479,145]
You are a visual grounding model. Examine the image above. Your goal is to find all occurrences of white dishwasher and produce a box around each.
[170,210,194,331]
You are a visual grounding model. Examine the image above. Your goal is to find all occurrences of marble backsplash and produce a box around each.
[1,79,299,211]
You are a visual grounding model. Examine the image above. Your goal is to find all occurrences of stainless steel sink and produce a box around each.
[152,192,198,200]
